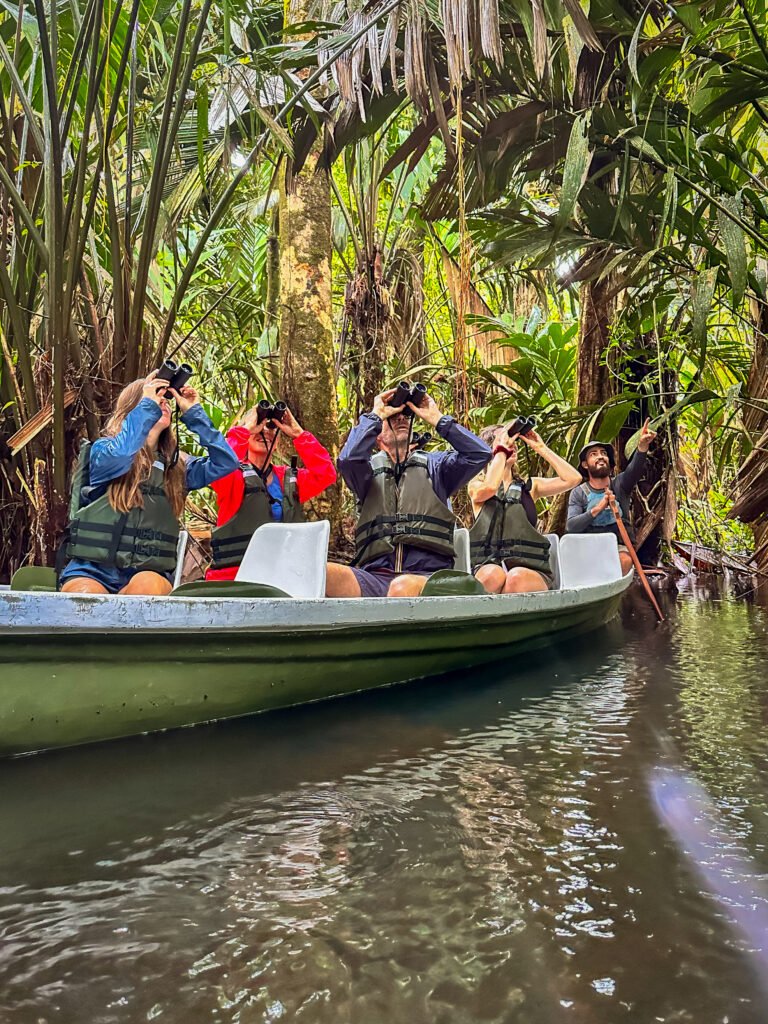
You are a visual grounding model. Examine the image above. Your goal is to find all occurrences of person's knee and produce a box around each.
[120,572,172,596]
[387,574,426,598]
[502,568,547,594]
[325,562,361,598]
[475,564,505,593]
[61,577,108,595]
[619,551,634,575]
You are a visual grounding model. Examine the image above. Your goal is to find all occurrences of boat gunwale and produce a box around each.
[0,573,633,635]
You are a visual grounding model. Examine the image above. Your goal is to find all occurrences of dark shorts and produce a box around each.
[349,566,432,598]
[59,559,172,594]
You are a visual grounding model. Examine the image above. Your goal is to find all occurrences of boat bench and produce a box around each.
[559,533,623,588]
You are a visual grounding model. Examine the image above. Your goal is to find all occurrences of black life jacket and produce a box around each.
[210,461,305,570]
[469,480,553,580]
[67,450,181,573]
[354,450,456,566]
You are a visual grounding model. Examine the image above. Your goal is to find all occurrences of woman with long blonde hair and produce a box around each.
[468,422,582,594]
[60,372,238,596]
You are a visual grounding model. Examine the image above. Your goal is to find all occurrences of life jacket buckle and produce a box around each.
[393,518,410,534]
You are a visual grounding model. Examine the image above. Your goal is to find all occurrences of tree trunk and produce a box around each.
[278,149,340,531]
[730,281,768,567]
[573,275,617,410]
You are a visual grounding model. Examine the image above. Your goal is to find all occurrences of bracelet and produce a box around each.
[492,445,512,458]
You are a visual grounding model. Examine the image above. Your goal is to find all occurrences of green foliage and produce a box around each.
[2,0,768,571]
[676,490,754,555]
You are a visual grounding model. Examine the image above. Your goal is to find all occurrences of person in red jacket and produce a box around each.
[206,404,336,580]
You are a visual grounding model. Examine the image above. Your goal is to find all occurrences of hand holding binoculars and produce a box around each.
[156,359,193,395]
[390,380,428,416]
[256,400,288,427]
[507,415,537,439]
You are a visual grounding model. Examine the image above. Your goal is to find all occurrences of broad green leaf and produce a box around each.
[554,112,592,234]
[627,134,664,164]
[627,5,649,85]
[717,193,747,307]
[691,266,718,359]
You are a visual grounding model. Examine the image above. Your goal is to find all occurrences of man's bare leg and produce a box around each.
[61,577,109,595]
[325,562,363,597]
[475,564,506,594]
[387,574,429,598]
[502,567,548,594]
[120,571,173,596]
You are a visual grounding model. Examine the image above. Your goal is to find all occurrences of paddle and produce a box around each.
[607,494,665,622]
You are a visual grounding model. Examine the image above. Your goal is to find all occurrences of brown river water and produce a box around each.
[2,580,768,1023]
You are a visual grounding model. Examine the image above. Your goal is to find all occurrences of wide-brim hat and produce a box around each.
[578,440,616,474]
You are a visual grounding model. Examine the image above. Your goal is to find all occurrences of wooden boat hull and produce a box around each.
[0,577,630,757]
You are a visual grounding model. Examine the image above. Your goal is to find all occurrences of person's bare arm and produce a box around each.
[468,451,508,509]
[525,430,583,501]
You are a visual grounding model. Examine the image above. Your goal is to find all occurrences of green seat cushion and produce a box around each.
[421,569,486,597]
[10,566,58,592]
[170,580,290,599]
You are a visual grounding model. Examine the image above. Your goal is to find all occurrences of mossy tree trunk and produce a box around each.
[278,142,340,531]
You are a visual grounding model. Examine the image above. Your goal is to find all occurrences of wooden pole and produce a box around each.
[608,494,665,622]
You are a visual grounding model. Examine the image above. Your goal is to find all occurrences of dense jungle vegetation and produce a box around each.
[1,0,767,576]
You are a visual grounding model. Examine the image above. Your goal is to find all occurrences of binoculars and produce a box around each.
[256,400,288,426]
[391,380,428,415]
[411,431,433,450]
[507,415,536,438]
[156,359,193,394]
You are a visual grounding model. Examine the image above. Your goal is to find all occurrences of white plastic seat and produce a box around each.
[559,533,623,589]
[545,533,561,589]
[235,521,330,598]
[453,527,471,573]
[173,530,189,590]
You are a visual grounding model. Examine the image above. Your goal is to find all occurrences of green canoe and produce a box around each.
[0,552,631,757]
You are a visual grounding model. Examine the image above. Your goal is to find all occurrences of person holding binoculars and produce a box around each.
[325,382,491,598]
[206,399,336,580]
[468,418,582,593]
[60,369,239,596]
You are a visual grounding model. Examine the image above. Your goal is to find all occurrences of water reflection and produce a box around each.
[1,592,768,1022]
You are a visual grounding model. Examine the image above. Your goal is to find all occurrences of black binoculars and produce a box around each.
[257,399,288,426]
[156,359,193,394]
[391,380,428,415]
[412,431,433,450]
[507,415,536,438]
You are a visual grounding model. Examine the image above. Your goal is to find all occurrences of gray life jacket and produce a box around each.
[67,452,181,573]
[210,462,305,570]
[469,480,553,580]
[354,450,456,566]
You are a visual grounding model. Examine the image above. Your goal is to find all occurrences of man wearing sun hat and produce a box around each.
[565,418,657,574]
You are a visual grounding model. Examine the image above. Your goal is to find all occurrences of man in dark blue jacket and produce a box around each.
[326,388,491,597]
